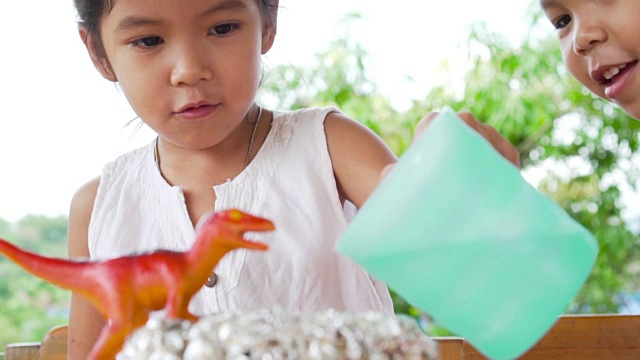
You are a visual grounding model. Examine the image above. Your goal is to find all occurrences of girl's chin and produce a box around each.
[620,102,640,120]
[628,110,640,121]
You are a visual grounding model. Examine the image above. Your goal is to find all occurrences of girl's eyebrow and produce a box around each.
[116,17,161,33]
[199,0,248,18]
[115,0,248,33]
[539,0,557,10]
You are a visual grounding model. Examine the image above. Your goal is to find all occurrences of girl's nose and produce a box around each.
[170,47,213,86]
[572,17,607,56]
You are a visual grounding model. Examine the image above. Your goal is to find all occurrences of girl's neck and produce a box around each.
[156,140,247,186]
[155,107,265,187]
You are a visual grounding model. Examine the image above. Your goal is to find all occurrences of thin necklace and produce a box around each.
[244,105,263,169]
[153,106,263,173]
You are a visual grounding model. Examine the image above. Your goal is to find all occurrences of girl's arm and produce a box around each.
[325,110,520,209]
[67,176,105,360]
[324,112,398,209]
[415,111,520,167]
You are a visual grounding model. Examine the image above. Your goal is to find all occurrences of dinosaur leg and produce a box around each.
[165,291,198,322]
[181,309,199,322]
[87,300,148,360]
[87,320,135,360]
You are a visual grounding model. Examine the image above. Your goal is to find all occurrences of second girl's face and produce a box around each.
[98,0,275,149]
[541,0,640,119]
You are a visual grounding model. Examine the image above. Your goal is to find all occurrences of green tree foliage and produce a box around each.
[0,216,70,351]
[261,13,413,155]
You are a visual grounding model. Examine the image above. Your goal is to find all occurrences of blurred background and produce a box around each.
[1,0,639,349]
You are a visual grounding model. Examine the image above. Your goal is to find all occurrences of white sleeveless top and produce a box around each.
[88,107,394,315]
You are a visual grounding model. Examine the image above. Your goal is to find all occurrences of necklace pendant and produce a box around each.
[205,272,218,288]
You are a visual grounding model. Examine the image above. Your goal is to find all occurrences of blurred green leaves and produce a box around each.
[0,216,70,350]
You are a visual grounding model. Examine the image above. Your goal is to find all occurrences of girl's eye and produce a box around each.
[209,23,238,36]
[554,15,571,30]
[131,36,164,48]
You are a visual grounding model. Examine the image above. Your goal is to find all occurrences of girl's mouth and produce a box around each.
[174,104,217,120]
[602,61,636,83]
[603,60,638,99]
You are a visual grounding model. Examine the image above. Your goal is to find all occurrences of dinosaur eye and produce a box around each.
[230,210,242,221]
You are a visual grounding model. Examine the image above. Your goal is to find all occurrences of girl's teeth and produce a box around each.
[604,64,627,80]
[604,67,620,80]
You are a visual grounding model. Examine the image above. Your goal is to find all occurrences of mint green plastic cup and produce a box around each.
[336,107,598,360]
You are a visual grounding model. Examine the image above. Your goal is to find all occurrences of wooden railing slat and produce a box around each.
[4,342,40,360]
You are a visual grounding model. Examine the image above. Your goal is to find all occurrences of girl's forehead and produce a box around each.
[540,0,587,9]
[540,0,571,8]
[107,0,255,16]
[108,0,255,7]
[540,0,558,9]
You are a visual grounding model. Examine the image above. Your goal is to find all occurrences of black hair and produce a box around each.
[74,0,112,60]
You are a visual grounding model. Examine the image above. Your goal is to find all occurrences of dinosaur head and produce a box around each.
[196,209,273,251]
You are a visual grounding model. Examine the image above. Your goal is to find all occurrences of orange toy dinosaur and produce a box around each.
[0,209,273,359]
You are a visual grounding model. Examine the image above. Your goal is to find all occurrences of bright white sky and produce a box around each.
[0,0,535,222]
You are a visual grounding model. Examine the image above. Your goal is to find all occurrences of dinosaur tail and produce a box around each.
[0,238,93,291]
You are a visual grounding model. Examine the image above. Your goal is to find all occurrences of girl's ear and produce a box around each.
[261,0,279,54]
[78,25,117,82]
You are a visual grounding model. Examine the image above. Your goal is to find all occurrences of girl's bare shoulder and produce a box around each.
[70,176,100,218]
[68,176,100,257]
[323,111,397,208]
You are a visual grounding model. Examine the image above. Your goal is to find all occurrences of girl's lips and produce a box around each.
[174,104,217,120]
[604,60,638,100]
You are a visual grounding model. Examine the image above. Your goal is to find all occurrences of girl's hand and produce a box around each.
[417,111,520,167]
[380,110,520,180]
